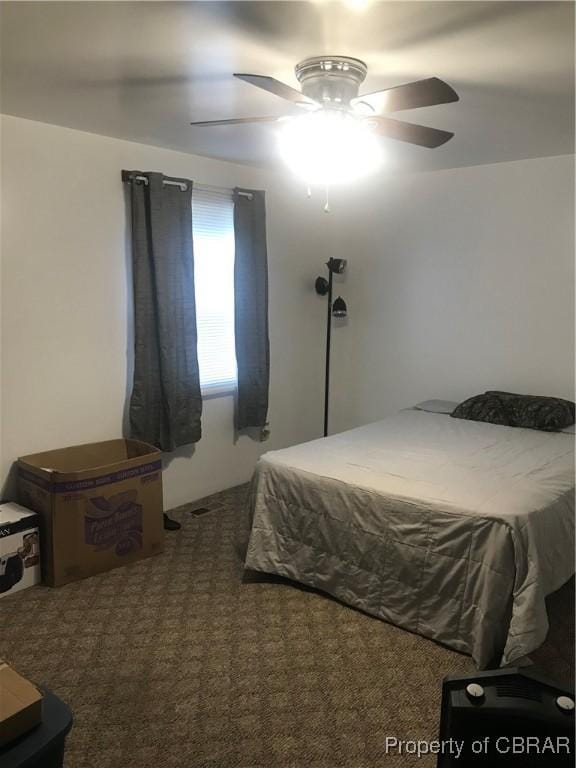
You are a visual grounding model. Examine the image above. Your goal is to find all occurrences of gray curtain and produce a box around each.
[123,170,202,451]
[233,188,270,432]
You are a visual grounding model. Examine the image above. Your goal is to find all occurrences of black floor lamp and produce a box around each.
[315,258,348,437]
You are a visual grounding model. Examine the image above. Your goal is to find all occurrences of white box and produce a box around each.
[0,503,41,598]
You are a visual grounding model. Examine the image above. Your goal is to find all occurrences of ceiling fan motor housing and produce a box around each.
[295,56,367,108]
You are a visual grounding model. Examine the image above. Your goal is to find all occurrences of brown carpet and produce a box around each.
[1,484,573,768]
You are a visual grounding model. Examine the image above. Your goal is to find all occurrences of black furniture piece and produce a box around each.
[1,690,73,768]
[438,668,575,767]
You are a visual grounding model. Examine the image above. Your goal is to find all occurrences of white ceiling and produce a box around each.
[1,1,573,173]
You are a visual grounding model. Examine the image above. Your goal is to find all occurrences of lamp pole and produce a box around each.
[315,258,348,438]
[324,266,334,438]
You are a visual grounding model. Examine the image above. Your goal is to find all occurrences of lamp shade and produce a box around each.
[315,276,329,296]
[328,258,347,274]
[332,296,347,317]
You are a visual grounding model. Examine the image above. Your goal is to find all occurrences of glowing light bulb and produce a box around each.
[278,110,382,186]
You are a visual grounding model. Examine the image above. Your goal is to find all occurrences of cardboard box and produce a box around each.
[0,661,43,747]
[0,503,41,599]
[18,439,164,587]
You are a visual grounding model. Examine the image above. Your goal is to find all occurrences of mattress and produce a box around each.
[244,409,575,668]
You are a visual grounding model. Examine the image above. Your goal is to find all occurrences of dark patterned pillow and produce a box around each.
[450,394,512,426]
[485,391,575,432]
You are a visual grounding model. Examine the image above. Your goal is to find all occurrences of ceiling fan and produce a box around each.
[191,56,458,189]
[190,55,459,149]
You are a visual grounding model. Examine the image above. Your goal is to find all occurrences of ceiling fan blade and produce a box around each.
[190,116,281,127]
[352,77,459,115]
[234,74,317,108]
[370,117,454,148]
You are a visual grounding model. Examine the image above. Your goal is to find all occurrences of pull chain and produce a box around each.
[324,185,331,214]
[304,184,331,213]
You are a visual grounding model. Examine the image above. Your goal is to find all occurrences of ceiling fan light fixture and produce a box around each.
[278,110,382,186]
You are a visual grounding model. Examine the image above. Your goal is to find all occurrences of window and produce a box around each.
[192,188,237,394]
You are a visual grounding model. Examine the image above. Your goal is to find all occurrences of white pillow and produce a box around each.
[414,400,457,414]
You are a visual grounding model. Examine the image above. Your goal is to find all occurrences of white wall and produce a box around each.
[0,115,332,509]
[2,116,573,509]
[328,155,575,433]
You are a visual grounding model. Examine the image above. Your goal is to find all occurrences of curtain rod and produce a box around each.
[122,171,253,199]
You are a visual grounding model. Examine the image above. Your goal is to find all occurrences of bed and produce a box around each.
[244,407,575,668]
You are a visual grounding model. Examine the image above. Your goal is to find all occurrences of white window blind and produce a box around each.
[192,188,237,392]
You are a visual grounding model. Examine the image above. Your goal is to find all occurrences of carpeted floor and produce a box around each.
[1,484,574,768]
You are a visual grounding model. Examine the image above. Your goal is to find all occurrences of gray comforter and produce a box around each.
[245,409,575,668]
